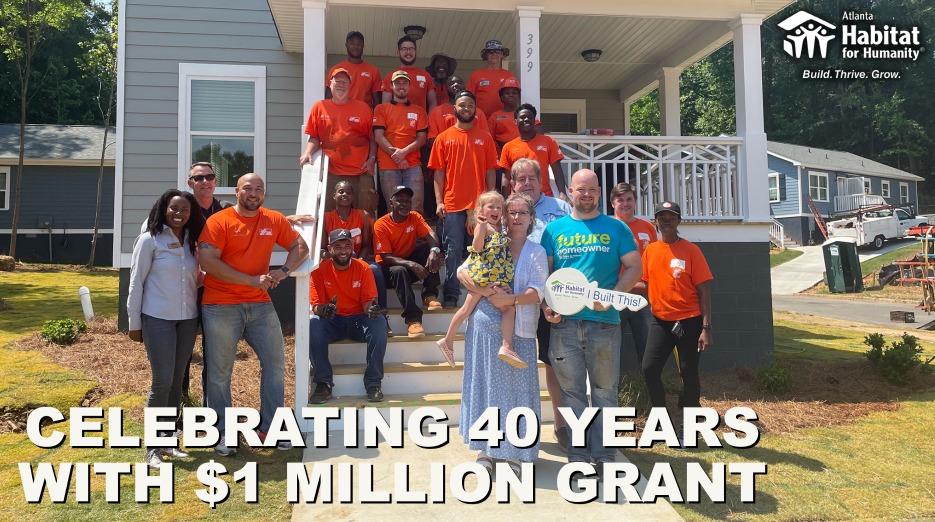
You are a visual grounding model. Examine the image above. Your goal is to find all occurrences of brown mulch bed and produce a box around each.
[13,318,296,425]
[11,262,117,273]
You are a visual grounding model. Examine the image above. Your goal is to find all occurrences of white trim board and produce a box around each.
[0,159,116,167]
[117,250,287,269]
[1,229,113,234]
[111,0,126,269]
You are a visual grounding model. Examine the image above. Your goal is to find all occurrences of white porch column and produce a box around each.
[731,14,769,222]
[623,100,632,135]
[514,6,543,111]
[657,67,681,136]
[303,0,327,117]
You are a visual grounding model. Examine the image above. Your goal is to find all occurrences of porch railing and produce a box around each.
[550,135,744,220]
[769,218,785,249]
[834,194,886,214]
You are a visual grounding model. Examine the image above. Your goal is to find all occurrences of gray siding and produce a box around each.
[767,155,799,217]
[0,165,114,229]
[541,89,623,132]
[121,0,302,255]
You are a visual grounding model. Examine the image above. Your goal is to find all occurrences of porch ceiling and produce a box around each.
[271,1,793,94]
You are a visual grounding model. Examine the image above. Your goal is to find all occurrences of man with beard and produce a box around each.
[428,91,498,308]
[373,186,445,337]
[539,169,640,474]
[198,173,309,456]
[308,228,387,404]
[427,76,489,143]
[374,70,428,215]
[499,103,568,199]
[426,53,457,109]
[381,36,436,111]
[326,31,381,107]
[469,39,518,117]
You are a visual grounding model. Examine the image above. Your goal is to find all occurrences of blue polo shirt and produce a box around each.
[541,213,637,324]
[529,195,572,244]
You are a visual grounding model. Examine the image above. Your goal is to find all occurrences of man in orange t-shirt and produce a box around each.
[373,186,445,337]
[486,78,521,151]
[610,182,658,372]
[308,228,386,404]
[427,75,489,142]
[374,70,429,215]
[326,31,381,107]
[428,90,498,307]
[468,39,518,116]
[499,103,568,198]
[380,36,436,111]
[198,173,309,455]
[300,68,377,215]
[640,200,713,418]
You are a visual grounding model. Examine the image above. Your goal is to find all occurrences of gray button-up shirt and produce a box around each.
[127,228,199,330]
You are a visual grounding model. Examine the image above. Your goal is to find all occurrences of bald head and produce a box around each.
[235,173,265,213]
[569,169,600,217]
[237,173,264,190]
[570,169,599,187]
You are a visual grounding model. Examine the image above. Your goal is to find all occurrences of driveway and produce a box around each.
[771,238,916,295]
[772,294,929,329]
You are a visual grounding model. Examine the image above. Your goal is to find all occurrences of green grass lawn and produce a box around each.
[769,249,804,268]
[860,241,920,274]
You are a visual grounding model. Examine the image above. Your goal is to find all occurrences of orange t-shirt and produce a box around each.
[381,66,435,109]
[323,208,370,256]
[304,99,372,176]
[499,134,564,196]
[468,68,517,116]
[326,60,381,104]
[199,207,300,305]
[623,217,657,255]
[373,212,433,264]
[427,125,499,213]
[641,239,713,321]
[310,258,377,316]
[372,101,428,170]
[428,103,489,139]
[432,82,448,109]
[487,110,519,145]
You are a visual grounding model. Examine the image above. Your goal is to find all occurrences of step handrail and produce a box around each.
[769,218,785,249]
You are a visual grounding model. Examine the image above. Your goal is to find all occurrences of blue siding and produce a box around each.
[767,155,799,216]
[0,165,114,229]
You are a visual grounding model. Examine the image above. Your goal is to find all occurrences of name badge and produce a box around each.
[350,227,361,237]
[416,75,426,82]
[167,242,182,249]
[544,268,647,316]
[259,228,273,236]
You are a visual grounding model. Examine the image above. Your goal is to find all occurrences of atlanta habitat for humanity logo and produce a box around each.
[779,11,836,58]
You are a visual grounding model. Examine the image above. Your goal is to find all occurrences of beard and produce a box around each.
[400,56,416,66]
[574,199,597,214]
[240,198,262,211]
[455,111,475,123]
[332,254,352,267]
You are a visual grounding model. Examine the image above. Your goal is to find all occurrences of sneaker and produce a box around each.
[366,386,384,402]
[435,338,456,367]
[423,296,442,311]
[145,449,164,469]
[497,346,528,369]
[214,442,237,457]
[555,426,571,454]
[161,447,190,459]
[310,382,333,404]
[407,322,425,338]
[385,316,394,337]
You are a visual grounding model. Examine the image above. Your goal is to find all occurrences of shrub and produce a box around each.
[864,332,930,385]
[40,319,88,346]
[864,333,886,364]
[756,365,792,394]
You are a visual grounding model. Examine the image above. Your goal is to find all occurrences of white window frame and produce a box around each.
[808,171,829,202]
[768,172,781,203]
[863,177,872,194]
[900,182,909,203]
[178,63,266,195]
[540,98,586,134]
[0,166,9,210]
[881,180,890,198]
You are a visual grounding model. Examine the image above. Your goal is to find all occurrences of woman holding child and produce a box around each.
[456,191,548,472]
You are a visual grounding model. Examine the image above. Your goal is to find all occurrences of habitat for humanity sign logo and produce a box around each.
[779,11,836,58]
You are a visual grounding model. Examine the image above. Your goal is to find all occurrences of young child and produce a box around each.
[436,191,525,369]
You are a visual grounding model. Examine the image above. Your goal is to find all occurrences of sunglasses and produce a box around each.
[190,174,216,182]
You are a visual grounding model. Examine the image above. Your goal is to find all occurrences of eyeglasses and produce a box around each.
[508,210,530,217]
[190,174,216,182]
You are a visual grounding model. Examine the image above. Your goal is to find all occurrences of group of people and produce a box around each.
[127,29,715,476]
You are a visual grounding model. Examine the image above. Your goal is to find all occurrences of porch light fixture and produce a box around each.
[404,25,426,40]
[581,49,603,62]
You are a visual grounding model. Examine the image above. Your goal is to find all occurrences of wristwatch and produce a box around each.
[280,265,290,275]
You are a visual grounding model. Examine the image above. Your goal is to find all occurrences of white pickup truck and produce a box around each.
[827,207,928,249]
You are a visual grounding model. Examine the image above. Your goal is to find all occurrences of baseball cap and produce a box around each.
[654,201,682,217]
[328,228,353,243]
[346,31,364,42]
[392,185,414,197]
[391,70,410,82]
[330,68,351,81]
[499,78,521,92]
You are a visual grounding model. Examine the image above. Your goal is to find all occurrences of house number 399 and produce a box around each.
[526,33,535,72]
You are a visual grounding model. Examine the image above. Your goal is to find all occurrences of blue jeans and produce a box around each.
[141,314,198,435]
[440,210,468,303]
[202,302,285,438]
[619,306,651,373]
[549,318,621,462]
[380,166,424,214]
[369,263,387,309]
[310,314,387,389]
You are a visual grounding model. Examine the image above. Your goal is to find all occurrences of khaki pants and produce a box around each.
[324,172,378,216]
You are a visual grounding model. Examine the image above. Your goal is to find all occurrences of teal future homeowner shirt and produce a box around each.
[541,214,637,324]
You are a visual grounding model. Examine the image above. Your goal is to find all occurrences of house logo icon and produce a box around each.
[778,10,836,59]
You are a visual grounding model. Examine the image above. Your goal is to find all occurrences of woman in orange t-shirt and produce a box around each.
[640,201,713,421]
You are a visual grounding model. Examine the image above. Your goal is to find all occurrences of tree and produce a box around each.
[0,0,84,258]
[79,0,116,267]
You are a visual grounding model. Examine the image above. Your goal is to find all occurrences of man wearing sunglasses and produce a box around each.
[187,162,232,220]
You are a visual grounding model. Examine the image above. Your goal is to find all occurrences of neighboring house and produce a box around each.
[113,0,796,371]
[767,141,925,246]
[0,124,115,265]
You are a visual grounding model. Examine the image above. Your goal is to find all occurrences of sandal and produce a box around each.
[436,338,456,367]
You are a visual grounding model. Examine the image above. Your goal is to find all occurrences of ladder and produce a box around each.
[806,195,828,240]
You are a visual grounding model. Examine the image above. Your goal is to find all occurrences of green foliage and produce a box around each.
[39,318,87,345]
[865,332,930,385]
[617,372,650,410]
[628,90,660,136]
[756,364,793,394]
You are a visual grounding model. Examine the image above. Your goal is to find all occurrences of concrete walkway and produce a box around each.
[292,426,683,521]
[770,238,916,295]
[772,294,930,329]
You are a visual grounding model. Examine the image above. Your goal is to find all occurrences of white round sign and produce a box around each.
[544,267,648,316]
